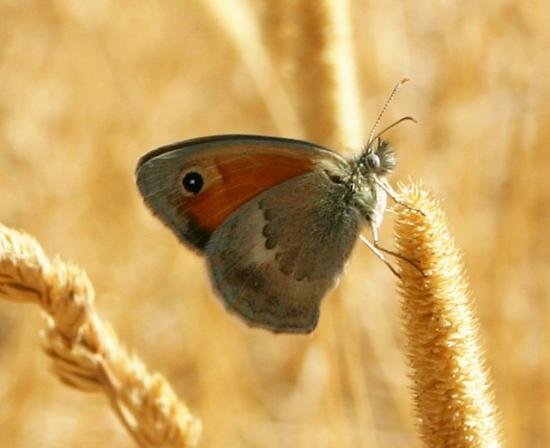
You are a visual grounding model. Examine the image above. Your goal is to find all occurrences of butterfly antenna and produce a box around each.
[365,78,410,152]
[369,116,417,144]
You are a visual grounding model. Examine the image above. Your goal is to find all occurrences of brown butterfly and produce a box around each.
[136,80,415,333]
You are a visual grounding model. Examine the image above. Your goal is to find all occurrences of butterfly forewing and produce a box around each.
[136,135,347,252]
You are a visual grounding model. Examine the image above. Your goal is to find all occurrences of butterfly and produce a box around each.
[136,80,415,333]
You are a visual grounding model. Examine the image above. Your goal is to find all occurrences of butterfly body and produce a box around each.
[137,134,396,333]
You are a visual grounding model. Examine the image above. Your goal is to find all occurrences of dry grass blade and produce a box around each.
[0,224,201,448]
[393,184,501,448]
[203,0,302,136]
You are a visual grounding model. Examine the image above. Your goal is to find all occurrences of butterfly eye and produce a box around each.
[366,153,381,170]
[182,171,204,195]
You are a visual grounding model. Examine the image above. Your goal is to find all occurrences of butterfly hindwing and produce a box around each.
[205,170,360,333]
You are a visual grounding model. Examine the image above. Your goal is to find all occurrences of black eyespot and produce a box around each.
[182,171,204,194]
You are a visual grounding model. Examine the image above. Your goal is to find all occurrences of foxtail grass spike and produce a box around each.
[393,183,501,448]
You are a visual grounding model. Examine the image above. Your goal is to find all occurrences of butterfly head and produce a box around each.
[356,139,396,178]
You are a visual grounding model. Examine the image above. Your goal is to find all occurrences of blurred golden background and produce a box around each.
[1,1,548,446]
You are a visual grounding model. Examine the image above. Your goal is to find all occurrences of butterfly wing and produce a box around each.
[206,169,360,333]
[136,135,346,251]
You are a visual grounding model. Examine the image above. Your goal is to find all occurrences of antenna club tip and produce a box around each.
[400,77,411,85]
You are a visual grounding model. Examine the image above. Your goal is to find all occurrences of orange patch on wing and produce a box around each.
[182,153,315,232]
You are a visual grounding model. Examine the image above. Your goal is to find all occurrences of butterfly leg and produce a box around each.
[365,222,424,276]
[359,234,401,278]
[375,178,425,216]
[373,241,424,275]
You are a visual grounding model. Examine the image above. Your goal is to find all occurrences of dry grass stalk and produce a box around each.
[393,184,501,447]
[319,0,363,149]
[0,224,201,448]
[292,0,363,148]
